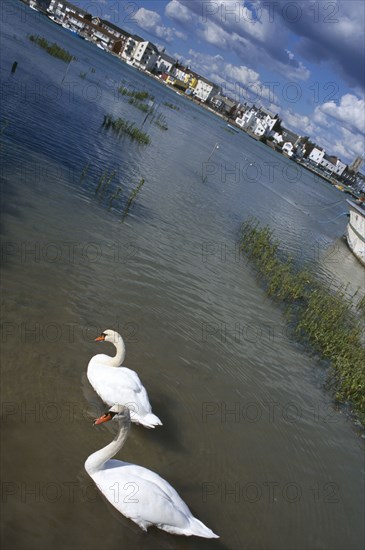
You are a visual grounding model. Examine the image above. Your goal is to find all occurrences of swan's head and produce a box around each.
[94,404,131,426]
[95,329,122,344]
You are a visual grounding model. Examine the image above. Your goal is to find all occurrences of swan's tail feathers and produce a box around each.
[139,413,163,428]
[188,517,219,538]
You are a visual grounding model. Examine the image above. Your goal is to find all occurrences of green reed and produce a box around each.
[163,101,180,111]
[28,35,75,62]
[79,161,90,184]
[108,186,123,210]
[128,97,152,113]
[118,86,153,100]
[240,218,365,427]
[102,114,151,145]
[121,178,145,223]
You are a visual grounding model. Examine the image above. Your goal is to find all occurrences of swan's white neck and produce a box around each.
[85,419,130,475]
[106,334,126,367]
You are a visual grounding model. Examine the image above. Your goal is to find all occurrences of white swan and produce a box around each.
[85,405,219,538]
[87,329,162,428]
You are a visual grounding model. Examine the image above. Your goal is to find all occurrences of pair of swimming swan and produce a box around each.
[86,329,218,539]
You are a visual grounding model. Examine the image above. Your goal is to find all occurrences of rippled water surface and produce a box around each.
[1,3,364,549]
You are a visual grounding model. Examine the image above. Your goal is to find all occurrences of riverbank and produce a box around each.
[240,219,365,429]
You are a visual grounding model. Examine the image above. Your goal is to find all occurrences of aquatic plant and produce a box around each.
[121,178,145,223]
[240,218,365,427]
[28,35,75,62]
[95,170,108,195]
[109,186,123,210]
[79,161,90,184]
[99,170,117,199]
[128,97,152,113]
[94,169,117,197]
[153,112,168,131]
[118,86,153,101]
[102,114,151,145]
[0,119,9,151]
[163,101,180,111]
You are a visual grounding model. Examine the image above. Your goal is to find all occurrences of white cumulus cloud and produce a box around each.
[165,0,192,24]
[133,7,186,43]
[315,94,365,135]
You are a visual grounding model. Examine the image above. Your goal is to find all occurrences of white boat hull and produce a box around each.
[346,200,365,266]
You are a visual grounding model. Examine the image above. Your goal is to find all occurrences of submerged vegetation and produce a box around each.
[163,101,180,111]
[81,161,145,222]
[152,112,168,131]
[240,218,365,427]
[121,178,145,223]
[102,114,151,145]
[118,86,153,101]
[128,97,152,113]
[94,169,117,197]
[28,35,75,62]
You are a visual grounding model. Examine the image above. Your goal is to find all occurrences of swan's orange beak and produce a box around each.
[95,334,105,342]
[94,413,112,425]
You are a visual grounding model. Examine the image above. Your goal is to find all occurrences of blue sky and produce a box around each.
[75,0,364,164]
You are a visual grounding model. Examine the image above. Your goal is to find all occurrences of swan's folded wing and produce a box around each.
[88,364,154,414]
[93,466,191,528]
[120,464,192,516]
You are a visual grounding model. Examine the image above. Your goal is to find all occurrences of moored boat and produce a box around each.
[346,199,365,266]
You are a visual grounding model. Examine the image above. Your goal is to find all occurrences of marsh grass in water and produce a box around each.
[121,178,145,223]
[94,169,117,196]
[163,101,180,111]
[118,86,154,101]
[102,114,151,145]
[81,161,145,219]
[79,161,90,184]
[28,35,75,62]
[109,186,123,210]
[240,218,365,427]
[152,112,168,131]
[0,119,10,151]
[127,98,152,113]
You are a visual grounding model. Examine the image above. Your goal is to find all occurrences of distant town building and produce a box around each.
[155,52,176,74]
[193,77,220,102]
[235,106,279,137]
[122,35,159,71]
[320,154,347,176]
[132,41,159,71]
[309,147,325,164]
[210,94,239,116]
[349,156,364,173]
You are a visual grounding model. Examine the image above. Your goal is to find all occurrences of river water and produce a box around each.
[1,2,364,549]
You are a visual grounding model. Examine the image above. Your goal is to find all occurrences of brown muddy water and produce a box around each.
[1,3,364,549]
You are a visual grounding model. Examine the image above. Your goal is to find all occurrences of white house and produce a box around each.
[193,77,219,102]
[173,66,190,81]
[253,107,278,136]
[309,147,325,164]
[335,160,347,176]
[155,52,176,74]
[282,142,295,156]
[235,106,278,136]
[270,131,283,144]
[121,35,144,61]
[235,106,257,128]
[320,155,347,176]
[131,41,158,70]
[48,0,89,22]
